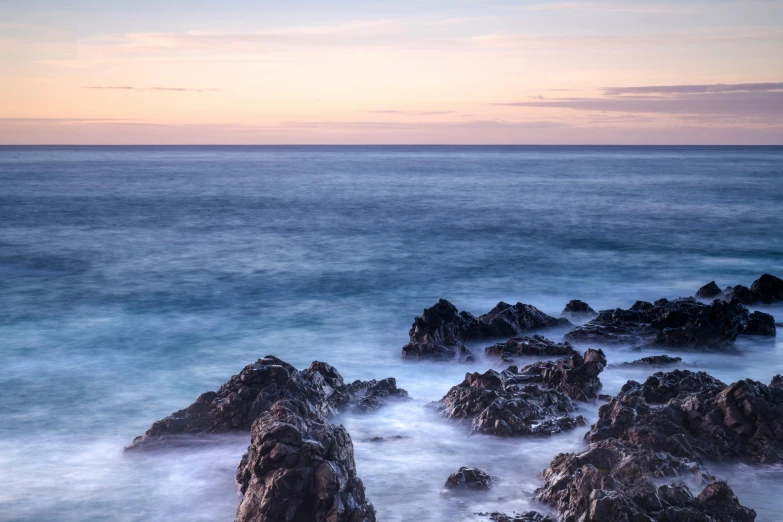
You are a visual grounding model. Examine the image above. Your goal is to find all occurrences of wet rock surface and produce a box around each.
[697,281,724,299]
[536,438,756,522]
[561,300,597,321]
[586,370,783,463]
[619,355,682,367]
[697,273,783,305]
[741,311,776,336]
[564,297,749,349]
[750,273,783,304]
[444,467,493,490]
[484,334,576,361]
[436,350,605,436]
[482,511,556,522]
[234,399,376,522]
[127,356,407,450]
[402,299,569,360]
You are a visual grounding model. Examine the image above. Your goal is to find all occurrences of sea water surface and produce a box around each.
[1,146,782,522]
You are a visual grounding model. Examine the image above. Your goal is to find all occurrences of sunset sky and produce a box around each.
[1,0,782,144]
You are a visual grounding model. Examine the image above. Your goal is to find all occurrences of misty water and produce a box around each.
[1,146,782,522]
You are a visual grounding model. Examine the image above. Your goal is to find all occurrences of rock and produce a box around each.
[127,356,407,450]
[401,299,569,360]
[483,511,555,522]
[697,281,724,299]
[536,438,755,522]
[561,300,598,320]
[586,371,783,463]
[725,285,757,305]
[484,334,577,361]
[564,297,748,349]
[436,350,604,436]
[750,273,783,304]
[619,355,682,367]
[742,311,776,336]
[444,467,492,490]
[234,399,376,522]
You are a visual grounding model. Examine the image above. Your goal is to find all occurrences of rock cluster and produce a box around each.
[234,399,376,522]
[561,300,597,321]
[586,370,783,463]
[697,273,783,305]
[536,438,755,522]
[484,334,576,362]
[564,297,749,349]
[436,350,605,436]
[127,356,407,449]
[402,299,570,360]
[444,467,493,490]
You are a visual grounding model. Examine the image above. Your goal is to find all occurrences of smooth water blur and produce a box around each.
[0,146,782,522]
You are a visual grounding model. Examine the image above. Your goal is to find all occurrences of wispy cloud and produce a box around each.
[362,110,457,116]
[517,2,693,13]
[82,86,222,92]
[603,82,783,95]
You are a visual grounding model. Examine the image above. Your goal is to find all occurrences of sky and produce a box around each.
[1,0,782,144]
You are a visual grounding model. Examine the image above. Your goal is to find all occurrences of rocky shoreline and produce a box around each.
[128,273,782,522]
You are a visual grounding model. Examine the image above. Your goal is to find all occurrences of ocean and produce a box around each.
[1,145,782,521]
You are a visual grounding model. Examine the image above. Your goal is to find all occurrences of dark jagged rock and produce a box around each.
[725,285,757,305]
[436,350,604,436]
[484,334,576,362]
[697,281,724,299]
[536,438,755,522]
[586,371,783,463]
[561,300,597,321]
[234,399,376,522]
[444,467,492,490]
[565,297,748,349]
[483,511,555,522]
[742,311,776,336]
[127,356,407,450]
[401,299,569,360]
[750,273,783,304]
[619,355,682,367]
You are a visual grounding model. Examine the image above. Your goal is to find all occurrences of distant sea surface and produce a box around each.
[1,146,782,521]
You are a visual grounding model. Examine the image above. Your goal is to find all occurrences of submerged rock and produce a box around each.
[484,334,576,361]
[619,355,682,367]
[696,281,724,299]
[402,299,569,360]
[742,311,776,336]
[586,370,783,463]
[561,300,597,321]
[564,297,748,349]
[127,356,407,450]
[536,438,755,522]
[436,350,604,437]
[234,399,376,522]
[444,467,492,490]
[483,512,555,522]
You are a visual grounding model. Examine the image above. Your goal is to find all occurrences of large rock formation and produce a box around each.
[484,334,576,362]
[750,273,783,304]
[564,297,748,349]
[536,438,756,522]
[436,350,605,436]
[586,370,783,463]
[234,399,376,522]
[127,356,407,450]
[401,300,570,360]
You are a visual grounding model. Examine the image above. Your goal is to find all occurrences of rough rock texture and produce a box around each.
[484,512,556,522]
[536,438,756,522]
[697,281,724,299]
[750,273,783,304]
[619,355,682,367]
[127,356,407,450]
[444,467,492,490]
[742,311,776,336]
[436,350,605,436]
[586,370,783,463]
[725,285,756,305]
[401,299,569,360]
[234,399,376,522]
[564,297,748,349]
[561,300,597,321]
[484,334,576,362]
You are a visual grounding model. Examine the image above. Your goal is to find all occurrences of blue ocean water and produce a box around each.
[1,146,782,521]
